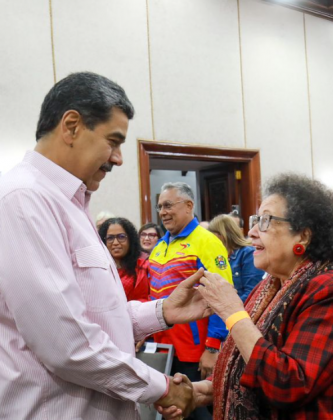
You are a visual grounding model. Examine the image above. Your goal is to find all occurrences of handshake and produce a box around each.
[154,373,196,419]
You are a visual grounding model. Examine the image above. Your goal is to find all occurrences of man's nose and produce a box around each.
[110,149,123,166]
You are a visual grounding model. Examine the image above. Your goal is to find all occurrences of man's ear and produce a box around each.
[60,110,82,146]
[187,200,194,213]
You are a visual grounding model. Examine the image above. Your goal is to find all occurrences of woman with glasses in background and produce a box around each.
[99,217,150,302]
[158,173,333,420]
[139,222,164,254]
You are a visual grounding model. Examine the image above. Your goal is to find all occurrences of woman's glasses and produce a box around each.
[105,233,128,244]
[249,214,290,232]
[140,232,158,239]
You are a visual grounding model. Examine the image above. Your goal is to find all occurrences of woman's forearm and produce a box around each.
[193,380,214,407]
[229,318,262,363]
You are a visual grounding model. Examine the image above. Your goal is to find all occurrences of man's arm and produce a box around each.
[0,190,166,405]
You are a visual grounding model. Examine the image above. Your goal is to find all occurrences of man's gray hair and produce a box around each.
[161,182,195,202]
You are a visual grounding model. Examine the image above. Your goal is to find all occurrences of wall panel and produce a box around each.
[0,0,54,174]
[240,0,312,182]
[305,14,333,188]
[148,0,244,147]
[52,0,153,225]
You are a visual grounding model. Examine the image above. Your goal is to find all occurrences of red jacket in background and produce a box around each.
[117,253,150,302]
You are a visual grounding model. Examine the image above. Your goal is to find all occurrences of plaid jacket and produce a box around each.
[241,270,333,419]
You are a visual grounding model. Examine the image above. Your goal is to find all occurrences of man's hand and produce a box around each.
[163,268,213,325]
[155,373,213,419]
[198,349,218,379]
[135,339,145,353]
[155,375,195,418]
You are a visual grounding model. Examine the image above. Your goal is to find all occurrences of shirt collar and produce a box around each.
[24,150,86,200]
[161,218,199,243]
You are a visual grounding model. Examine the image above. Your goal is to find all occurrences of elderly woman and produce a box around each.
[139,222,164,254]
[99,217,150,302]
[208,214,264,303]
[159,173,333,420]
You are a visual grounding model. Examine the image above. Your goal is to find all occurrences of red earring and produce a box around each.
[293,243,305,256]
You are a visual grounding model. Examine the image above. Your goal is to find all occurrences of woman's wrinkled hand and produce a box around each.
[198,271,244,321]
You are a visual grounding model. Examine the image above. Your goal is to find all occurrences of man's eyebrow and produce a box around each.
[107,132,126,142]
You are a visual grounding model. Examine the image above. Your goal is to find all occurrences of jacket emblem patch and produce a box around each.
[215,255,227,270]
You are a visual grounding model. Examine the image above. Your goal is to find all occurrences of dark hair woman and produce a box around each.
[99,217,149,302]
[158,173,333,420]
[138,222,164,254]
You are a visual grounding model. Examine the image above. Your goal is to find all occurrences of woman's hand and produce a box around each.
[155,373,214,419]
[198,271,244,321]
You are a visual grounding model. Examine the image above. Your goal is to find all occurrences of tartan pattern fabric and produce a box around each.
[213,261,333,419]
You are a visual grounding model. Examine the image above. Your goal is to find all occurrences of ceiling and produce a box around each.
[264,0,333,20]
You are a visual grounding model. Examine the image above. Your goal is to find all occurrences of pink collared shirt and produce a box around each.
[0,151,167,420]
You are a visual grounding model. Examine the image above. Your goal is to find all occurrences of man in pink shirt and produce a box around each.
[0,72,210,420]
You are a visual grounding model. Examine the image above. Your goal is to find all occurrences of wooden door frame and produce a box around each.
[138,140,261,231]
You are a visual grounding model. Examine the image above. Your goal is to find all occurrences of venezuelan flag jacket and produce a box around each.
[148,218,232,362]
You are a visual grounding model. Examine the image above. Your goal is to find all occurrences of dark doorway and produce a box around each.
[199,162,241,221]
[138,140,261,232]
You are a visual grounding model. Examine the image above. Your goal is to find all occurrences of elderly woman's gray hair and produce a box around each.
[263,173,333,262]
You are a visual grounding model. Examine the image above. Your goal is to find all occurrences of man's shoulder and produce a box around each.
[189,225,222,245]
[0,162,39,201]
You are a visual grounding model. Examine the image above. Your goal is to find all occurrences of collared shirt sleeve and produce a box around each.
[241,273,333,410]
[196,233,233,344]
[0,189,166,405]
[128,299,168,342]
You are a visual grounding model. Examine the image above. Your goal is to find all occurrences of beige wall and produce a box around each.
[0,0,332,228]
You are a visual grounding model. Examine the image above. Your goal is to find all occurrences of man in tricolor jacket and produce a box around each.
[148,182,233,420]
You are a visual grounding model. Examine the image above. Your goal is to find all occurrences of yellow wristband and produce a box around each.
[226,311,250,331]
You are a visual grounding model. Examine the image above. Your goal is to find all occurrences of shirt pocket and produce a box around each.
[74,245,120,312]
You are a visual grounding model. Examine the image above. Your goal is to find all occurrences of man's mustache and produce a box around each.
[100,163,113,172]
